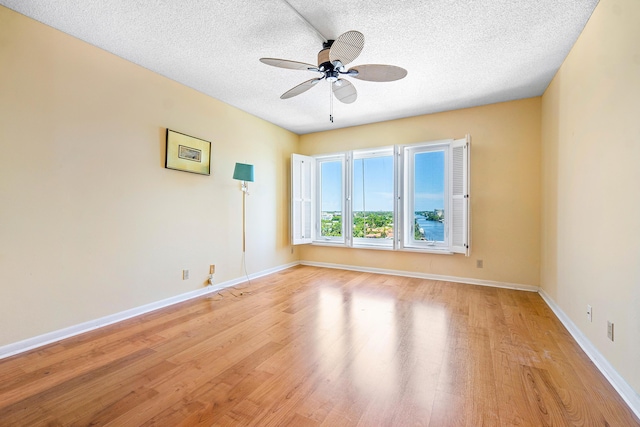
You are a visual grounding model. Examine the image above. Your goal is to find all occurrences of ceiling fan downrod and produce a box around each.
[280,0,328,43]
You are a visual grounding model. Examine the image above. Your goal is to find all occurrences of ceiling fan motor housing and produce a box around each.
[318,43,345,78]
[317,46,331,70]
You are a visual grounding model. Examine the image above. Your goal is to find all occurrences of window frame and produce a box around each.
[291,136,470,255]
[315,154,346,244]
[400,141,451,251]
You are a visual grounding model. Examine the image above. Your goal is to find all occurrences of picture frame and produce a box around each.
[165,129,211,175]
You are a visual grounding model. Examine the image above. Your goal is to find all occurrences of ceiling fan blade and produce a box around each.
[281,78,323,99]
[332,79,357,104]
[329,31,364,65]
[260,58,319,71]
[349,64,408,82]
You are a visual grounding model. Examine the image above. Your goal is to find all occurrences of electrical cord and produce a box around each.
[206,252,253,300]
[229,250,252,297]
[206,292,224,301]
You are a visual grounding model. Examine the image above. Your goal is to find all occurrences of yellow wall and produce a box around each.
[299,98,542,287]
[541,0,640,393]
[0,7,298,347]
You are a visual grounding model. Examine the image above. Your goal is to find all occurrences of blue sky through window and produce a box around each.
[320,151,445,212]
[320,161,342,212]
[414,151,444,211]
[353,156,394,212]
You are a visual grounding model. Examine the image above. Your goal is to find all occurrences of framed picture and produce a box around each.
[165,129,211,175]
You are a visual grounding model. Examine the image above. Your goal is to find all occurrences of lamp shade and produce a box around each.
[233,163,254,182]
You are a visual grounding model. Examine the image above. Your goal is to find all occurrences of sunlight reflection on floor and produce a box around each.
[315,285,448,404]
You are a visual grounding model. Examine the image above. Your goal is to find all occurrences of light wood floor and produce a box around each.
[0,266,638,426]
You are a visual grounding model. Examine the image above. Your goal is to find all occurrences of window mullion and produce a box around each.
[395,145,402,250]
[345,152,352,247]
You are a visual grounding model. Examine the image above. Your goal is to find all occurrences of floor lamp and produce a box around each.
[232,163,254,253]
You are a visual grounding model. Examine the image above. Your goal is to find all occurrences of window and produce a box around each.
[403,144,447,249]
[291,136,470,255]
[317,155,345,243]
[351,148,395,247]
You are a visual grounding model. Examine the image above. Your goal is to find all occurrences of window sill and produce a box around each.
[309,241,454,255]
[353,243,394,251]
[399,246,454,255]
[311,241,347,248]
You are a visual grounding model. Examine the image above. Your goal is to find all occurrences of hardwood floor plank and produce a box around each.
[520,365,573,426]
[0,266,637,426]
[493,349,531,426]
[46,357,174,426]
[429,390,468,427]
[469,326,500,426]
[0,348,156,425]
[184,370,273,426]
[0,340,149,401]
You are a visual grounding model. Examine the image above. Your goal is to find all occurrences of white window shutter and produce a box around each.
[291,154,315,245]
[451,136,470,255]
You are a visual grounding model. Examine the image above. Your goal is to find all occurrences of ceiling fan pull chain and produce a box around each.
[329,83,334,123]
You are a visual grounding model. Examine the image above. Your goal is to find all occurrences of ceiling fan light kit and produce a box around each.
[260,4,407,123]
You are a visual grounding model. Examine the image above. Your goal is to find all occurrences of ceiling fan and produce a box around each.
[259,2,407,122]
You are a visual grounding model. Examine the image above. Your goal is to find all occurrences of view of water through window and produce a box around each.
[413,150,445,242]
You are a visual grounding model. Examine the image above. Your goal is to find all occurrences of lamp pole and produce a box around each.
[233,162,254,254]
[242,182,247,253]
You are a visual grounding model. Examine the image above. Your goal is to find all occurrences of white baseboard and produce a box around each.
[538,289,640,419]
[0,261,299,360]
[299,260,539,292]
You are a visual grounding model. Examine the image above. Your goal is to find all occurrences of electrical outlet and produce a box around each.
[587,305,592,322]
[210,264,215,275]
[476,259,483,268]
[607,321,614,341]
[182,269,189,280]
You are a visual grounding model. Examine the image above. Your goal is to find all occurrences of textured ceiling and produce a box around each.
[1,0,598,135]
